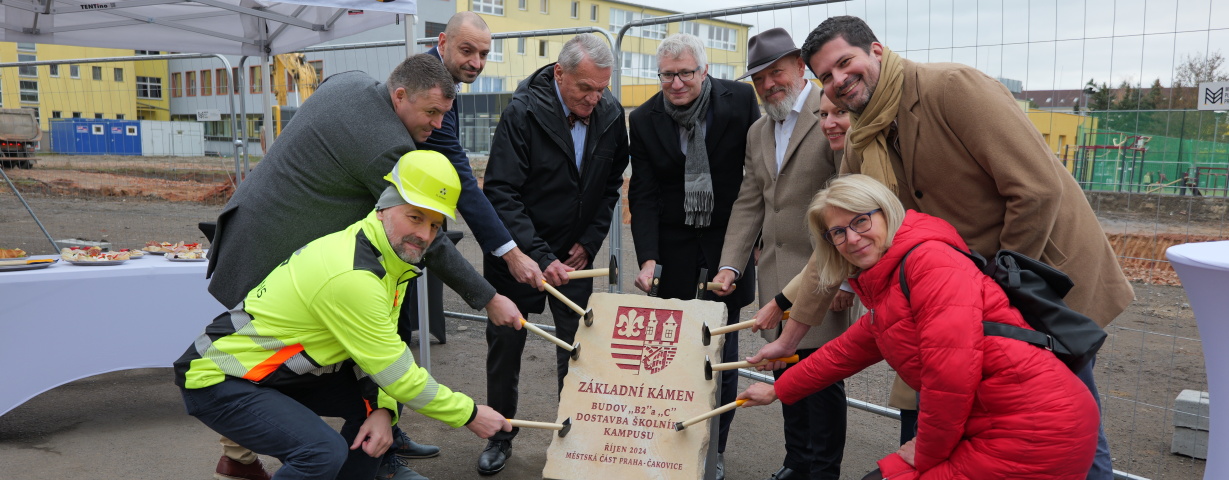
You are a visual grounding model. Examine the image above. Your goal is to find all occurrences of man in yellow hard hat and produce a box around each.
[176,151,514,480]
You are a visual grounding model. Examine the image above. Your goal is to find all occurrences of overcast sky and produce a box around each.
[651,0,1229,91]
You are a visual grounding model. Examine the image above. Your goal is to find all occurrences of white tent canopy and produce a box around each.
[0,0,415,56]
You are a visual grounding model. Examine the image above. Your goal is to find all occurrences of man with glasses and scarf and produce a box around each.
[627,33,759,480]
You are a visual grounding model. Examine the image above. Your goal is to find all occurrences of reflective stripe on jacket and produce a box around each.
[175,210,476,427]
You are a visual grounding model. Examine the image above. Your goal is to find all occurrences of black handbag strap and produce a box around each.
[895,241,1068,355]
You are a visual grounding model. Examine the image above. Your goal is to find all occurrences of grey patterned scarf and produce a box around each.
[663,76,713,227]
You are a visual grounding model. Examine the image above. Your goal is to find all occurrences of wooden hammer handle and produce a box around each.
[521,319,574,351]
[711,355,800,372]
[708,319,756,336]
[678,399,746,429]
[699,282,735,291]
[508,419,564,430]
[566,268,610,279]
[542,280,586,316]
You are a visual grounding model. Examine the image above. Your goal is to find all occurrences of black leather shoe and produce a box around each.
[768,466,801,480]
[392,428,441,459]
[715,453,725,480]
[477,440,511,476]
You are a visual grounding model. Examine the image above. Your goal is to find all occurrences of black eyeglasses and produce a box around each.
[658,68,700,84]
[823,209,882,246]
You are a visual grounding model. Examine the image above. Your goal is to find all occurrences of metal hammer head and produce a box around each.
[701,323,712,346]
[608,253,619,284]
[674,421,686,431]
[558,417,573,437]
[649,263,663,297]
[582,308,594,327]
[703,355,714,381]
[694,267,709,299]
[569,342,581,360]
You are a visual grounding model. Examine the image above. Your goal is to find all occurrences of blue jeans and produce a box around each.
[1076,356,1113,480]
[181,372,382,480]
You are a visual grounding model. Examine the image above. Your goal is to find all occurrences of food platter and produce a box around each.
[65,259,128,266]
[166,255,207,262]
[0,259,57,272]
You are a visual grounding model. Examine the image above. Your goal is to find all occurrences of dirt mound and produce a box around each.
[1108,232,1227,285]
[5,169,234,204]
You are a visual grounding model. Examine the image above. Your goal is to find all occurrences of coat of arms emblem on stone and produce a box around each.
[610,307,682,375]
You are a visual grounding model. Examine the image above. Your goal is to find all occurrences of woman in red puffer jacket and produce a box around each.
[739,175,1099,479]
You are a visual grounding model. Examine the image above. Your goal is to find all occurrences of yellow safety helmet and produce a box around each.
[382,150,461,220]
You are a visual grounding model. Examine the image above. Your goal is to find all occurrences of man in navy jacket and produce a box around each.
[423,12,543,286]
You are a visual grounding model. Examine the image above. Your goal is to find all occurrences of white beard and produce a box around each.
[764,84,802,122]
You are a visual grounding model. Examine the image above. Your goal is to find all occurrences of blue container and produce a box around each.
[106,120,141,156]
[49,119,110,155]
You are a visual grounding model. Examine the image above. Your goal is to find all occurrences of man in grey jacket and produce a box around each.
[205,54,520,480]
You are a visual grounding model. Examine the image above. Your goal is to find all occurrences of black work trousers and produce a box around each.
[773,347,847,479]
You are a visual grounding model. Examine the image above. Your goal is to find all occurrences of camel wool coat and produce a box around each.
[719,83,852,349]
[788,59,1133,328]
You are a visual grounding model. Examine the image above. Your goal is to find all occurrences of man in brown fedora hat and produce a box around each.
[711,27,854,480]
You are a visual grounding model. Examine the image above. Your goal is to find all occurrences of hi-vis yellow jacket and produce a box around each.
[174,210,475,427]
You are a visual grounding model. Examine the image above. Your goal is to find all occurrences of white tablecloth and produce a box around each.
[1167,240,1229,479]
[0,255,223,416]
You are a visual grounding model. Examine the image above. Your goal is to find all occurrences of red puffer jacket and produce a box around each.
[775,211,1099,479]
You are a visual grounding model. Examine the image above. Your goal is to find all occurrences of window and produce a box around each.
[215,68,229,95]
[425,21,446,39]
[52,111,61,119]
[709,64,735,80]
[95,113,104,119]
[308,61,323,81]
[570,1,578,18]
[706,26,736,51]
[621,52,658,79]
[610,9,665,39]
[186,71,197,96]
[518,0,526,9]
[249,66,262,94]
[17,43,35,51]
[472,77,505,93]
[171,72,182,97]
[134,50,160,55]
[201,70,212,96]
[539,0,547,13]
[517,38,526,55]
[472,0,503,15]
[680,21,701,37]
[18,54,37,77]
[70,65,80,79]
[114,68,124,82]
[539,40,548,58]
[116,114,125,120]
[136,76,163,99]
[590,4,598,21]
[92,66,103,80]
[490,39,504,62]
[49,64,59,77]
[19,81,38,103]
[72,112,82,118]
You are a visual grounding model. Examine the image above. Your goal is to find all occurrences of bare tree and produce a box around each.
[1171,51,1228,108]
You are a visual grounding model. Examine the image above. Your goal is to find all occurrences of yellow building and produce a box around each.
[1025,108,1099,171]
[466,0,750,107]
[0,43,169,130]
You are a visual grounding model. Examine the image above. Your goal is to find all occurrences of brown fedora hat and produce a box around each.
[737,28,800,80]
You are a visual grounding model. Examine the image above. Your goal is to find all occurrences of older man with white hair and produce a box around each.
[478,33,629,476]
[627,32,760,480]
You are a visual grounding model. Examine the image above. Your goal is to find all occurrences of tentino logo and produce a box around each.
[437,187,448,200]
[610,307,682,375]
